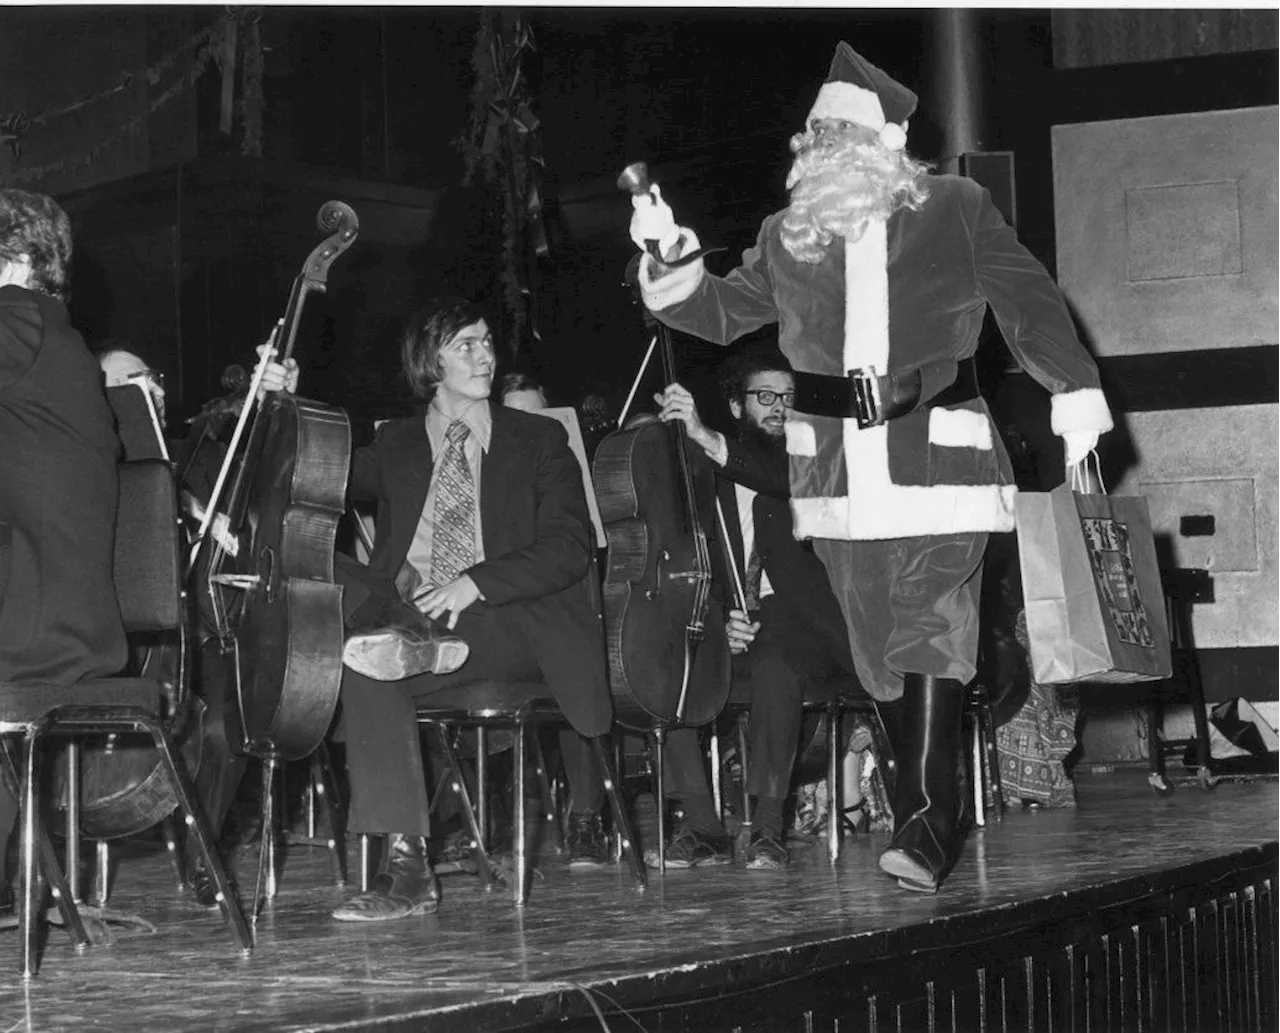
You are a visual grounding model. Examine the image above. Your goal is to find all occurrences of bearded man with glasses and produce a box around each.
[649,344,879,871]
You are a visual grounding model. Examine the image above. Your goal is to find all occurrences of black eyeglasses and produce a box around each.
[744,389,795,408]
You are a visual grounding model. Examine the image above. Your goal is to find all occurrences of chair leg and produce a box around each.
[512,724,528,907]
[825,705,840,865]
[980,692,1006,818]
[65,740,81,903]
[530,733,564,857]
[736,713,752,833]
[611,735,626,861]
[253,755,279,920]
[709,726,722,822]
[161,814,186,890]
[431,725,494,892]
[969,709,987,829]
[138,720,251,952]
[312,746,347,887]
[358,834,373,890]
[475,727,489,849]
[12,732,91,978]
[652,725,667,875]
[592,736,646,893]
[93,840,111,907]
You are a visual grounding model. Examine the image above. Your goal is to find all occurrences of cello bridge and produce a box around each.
[209,573,262,591]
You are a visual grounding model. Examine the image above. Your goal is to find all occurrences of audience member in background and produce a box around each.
[499,371,548,413]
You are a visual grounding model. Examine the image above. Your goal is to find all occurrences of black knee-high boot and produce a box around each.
[878,673,965,893]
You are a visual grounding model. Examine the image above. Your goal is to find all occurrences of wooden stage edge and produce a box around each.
[0,775,1275,1033]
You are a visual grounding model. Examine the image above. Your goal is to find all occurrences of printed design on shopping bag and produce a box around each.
[1080,517,1156,648]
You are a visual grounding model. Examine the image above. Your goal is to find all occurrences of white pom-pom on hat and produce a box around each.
[878,123,907,151]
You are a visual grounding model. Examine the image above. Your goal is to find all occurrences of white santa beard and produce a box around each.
[781,166,889,260]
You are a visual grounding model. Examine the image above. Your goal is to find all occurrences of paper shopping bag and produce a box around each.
[1015,482,1172,685]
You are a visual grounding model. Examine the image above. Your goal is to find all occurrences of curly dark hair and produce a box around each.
[718,340,793,414]
[0,188,73,300]
[400,296,489,399]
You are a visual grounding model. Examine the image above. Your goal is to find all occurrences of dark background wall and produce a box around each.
[0,7,1274,424]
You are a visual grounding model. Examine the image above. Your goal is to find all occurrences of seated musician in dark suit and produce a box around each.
[331,297,616,921]
[0,189,129,903]
[652,345,880,870]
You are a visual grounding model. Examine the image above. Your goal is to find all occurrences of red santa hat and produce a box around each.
[806,42,917,151]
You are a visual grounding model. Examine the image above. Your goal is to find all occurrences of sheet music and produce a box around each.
[536,407,608,549]
[106,382,169,462]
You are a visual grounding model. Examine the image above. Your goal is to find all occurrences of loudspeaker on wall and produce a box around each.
[960,151,1017,229]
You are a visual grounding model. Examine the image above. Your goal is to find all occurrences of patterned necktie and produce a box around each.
[428,420,476,587]
[743,541,763,613]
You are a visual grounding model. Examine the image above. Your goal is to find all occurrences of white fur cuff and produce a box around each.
[784,420,817,457]
[639,254,704,312]
[1050,387,1114,436]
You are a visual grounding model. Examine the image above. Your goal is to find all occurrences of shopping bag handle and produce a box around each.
[1069,450,1108,495]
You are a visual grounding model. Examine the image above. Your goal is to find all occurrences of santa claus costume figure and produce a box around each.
[630,41,1113,893]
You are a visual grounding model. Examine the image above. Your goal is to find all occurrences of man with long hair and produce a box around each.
[330,297,616,920]
[629,43,1113,894]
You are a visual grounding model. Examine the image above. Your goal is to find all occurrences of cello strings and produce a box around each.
[189,321,282,575]
[617,334,657,429]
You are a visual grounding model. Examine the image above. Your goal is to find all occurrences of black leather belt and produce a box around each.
[792,358,981,428]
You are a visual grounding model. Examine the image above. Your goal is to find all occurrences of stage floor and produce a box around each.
[1,773,1275,1032]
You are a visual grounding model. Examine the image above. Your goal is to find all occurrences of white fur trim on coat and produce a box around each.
[1050,387,1114,436]
[639,253,704,312]
[807,82,886,131]
[784,419,817,457]
[842,223,890,373]
[928,407,993,450]
[791,483,1017,541]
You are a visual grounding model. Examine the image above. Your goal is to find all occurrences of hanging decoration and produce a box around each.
[0,7,267,186]
[458,8,548,361]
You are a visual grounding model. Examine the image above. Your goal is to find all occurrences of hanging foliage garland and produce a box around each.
[457,8,547,360]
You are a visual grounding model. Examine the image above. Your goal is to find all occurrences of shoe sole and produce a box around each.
[643,853,733,870]
[331,898,440,922]
[343,637,470,680]
[878,848,939,893]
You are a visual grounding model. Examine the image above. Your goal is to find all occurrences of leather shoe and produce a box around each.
[332,834,439,922]
[188,851,230,910]
[343,595,470,681]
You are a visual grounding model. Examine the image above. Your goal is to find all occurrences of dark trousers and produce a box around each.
[664,594,856,805]
[813,532,987,701]
[342,603,604,836]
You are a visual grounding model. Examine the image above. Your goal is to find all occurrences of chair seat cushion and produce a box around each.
[0,678,161,725]
[414,680,558,720]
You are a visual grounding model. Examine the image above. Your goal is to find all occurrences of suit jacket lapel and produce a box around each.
[387,411,434,566]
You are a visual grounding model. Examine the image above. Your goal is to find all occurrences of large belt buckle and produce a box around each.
[848,366,884,429]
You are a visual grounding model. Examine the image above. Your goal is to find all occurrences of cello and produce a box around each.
[592,164,732,735]
[201,201,357,764]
